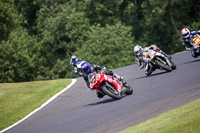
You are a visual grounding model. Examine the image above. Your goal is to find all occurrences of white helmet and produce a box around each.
[70,55,79,66]
[134,45,143,56]
[181,28,190,38]
[71,55,77,61]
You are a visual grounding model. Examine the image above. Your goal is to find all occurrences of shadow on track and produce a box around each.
[135,71,169,79]
[85,98,116,106]
[182,59,200,65]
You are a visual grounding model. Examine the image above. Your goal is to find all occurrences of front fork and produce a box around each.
[156,56,171,66]
[104,82,121,95]
[165,57,172,66]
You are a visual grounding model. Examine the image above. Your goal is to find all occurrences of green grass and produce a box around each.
[0,79,71,131]
[120,99,200,133]
[174,50,187,55]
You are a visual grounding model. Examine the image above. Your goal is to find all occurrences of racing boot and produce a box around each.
[122,80,128,87]
[96,91,105,98]
[145,63,155,76]
[113,73,127,86]
[145,63,150,75]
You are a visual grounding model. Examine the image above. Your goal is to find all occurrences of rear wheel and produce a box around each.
[101,83,122,100]
[155,59,172,72]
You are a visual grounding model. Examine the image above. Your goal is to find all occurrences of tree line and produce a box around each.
[0,0,200,82]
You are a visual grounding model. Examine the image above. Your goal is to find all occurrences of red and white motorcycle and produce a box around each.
[146,49,176,74]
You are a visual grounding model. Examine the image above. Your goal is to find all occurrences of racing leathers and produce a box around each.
[135,50,154,75]
[182,31,200,58]
[70,58,82,75]
[72,61,124,98]
[82,65,124,98]
[135,45,170,75]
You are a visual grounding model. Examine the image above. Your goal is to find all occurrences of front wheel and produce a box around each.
[101,83,122,100]
[155,60,172,72]
[191,49,198,58]
[124,83,133,95]
[170,61,176,70]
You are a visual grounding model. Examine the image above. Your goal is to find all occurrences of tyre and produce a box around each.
[101,83,122,100]
[170,61,176,70]
[124,84,133,95]
[155,59,172,72]
[145,72,152,76]
[191,50,198,58]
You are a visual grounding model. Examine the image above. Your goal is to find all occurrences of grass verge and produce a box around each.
[120,99,200,133]
[0,79,71,131]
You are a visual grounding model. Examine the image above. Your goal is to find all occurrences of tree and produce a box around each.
[74,22,135,69]
[0,0,23,42]
[0,28,40,82]
[34,0,91,79]
[14,0,39,34]
[85,0,123,26]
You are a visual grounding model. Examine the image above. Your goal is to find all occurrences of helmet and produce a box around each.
[80,61,91,74]
[71,55,77,61]
[181,28,190,38]
[134,45,143,56]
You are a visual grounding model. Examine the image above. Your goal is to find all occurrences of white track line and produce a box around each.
[0,79,77,133]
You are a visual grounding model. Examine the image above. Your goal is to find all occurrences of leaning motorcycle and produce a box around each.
[191,35,200,58]
[146,49,176,75]
[88,72,133,100]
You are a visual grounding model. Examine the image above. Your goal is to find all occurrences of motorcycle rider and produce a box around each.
[70,57,124,98]
[181,28,200,58]
[70,55,83,75]
[77,61,124,98]
[134,45,171,75]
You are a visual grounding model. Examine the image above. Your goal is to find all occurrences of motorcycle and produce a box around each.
[191,35,200,58]
[88,72,133,100]
[146,49,176,75]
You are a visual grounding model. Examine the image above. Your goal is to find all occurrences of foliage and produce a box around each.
[0,27,40,82]
[0,0,23,41]
[0,0,200,82]
[75,23,134,68]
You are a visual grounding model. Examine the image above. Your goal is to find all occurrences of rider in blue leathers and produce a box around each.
[181,28,200,58]
[70,55,82,75]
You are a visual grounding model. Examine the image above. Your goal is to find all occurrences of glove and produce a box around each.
[155,47,160,51]
[101,67,107,73]
[102,67,107,70]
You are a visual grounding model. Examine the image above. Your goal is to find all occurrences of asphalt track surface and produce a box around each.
[4,52,200,133]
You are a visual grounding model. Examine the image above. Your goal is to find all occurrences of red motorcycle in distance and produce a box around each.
[88,72,133,100]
